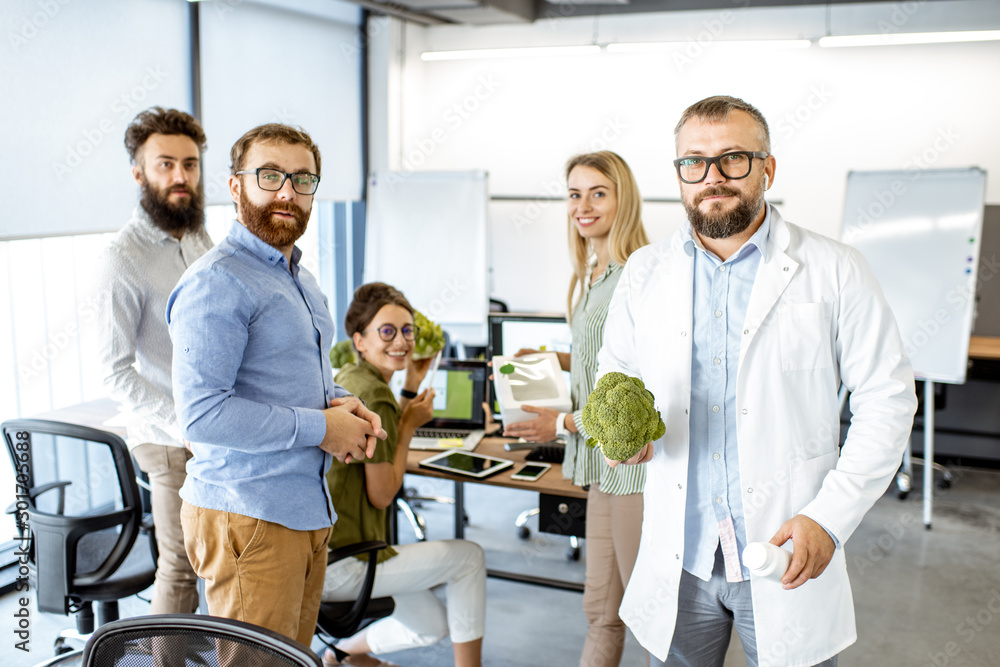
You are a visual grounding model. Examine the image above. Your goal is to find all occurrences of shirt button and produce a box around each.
[715,310,722,317]
[713,358,721,365]
[747,488,754,494]
[684,408,689,415]
[713,453,720,460]
[681,331,687,337]
[742,408,748,415]
[719,266,727,272]
[783,266,789,272]
[676,554,680,560]
[715,497,723,504]
[743,329,749,335]
[677,483,683,490]
[712,405,720,413]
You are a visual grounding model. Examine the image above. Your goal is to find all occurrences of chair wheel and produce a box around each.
[566,546,581,561]
[936,479,951,490]
[517,525,530,540]
[54,638,74,655]
[897,490,909,500]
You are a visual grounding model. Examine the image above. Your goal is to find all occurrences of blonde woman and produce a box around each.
[503,151,651,667]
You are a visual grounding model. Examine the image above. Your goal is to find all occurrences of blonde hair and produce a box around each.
[564,151,649,319]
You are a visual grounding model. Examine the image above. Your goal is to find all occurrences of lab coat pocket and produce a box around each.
[778,302,834,372]
[789,450,839,513]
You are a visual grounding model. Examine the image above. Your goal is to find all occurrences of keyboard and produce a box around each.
[526,444,565,463]
[414,428,468,439]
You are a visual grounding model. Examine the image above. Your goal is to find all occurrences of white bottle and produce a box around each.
[742,542,792,581]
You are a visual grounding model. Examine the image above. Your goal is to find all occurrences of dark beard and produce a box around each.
[684,183,765,239]
[239,188,310,249]
[139,175,205,235]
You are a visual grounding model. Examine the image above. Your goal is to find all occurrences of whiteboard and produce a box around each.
[841,168,987,384]
[365,171,490,344]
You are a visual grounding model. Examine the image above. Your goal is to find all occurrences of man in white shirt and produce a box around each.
[97,107,213,614]
[599,96,917,666]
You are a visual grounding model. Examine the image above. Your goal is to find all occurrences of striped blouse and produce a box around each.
[562,261,646,495]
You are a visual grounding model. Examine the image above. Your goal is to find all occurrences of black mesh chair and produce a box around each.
[315,540,395,663]
[81,614,321,666]
[2,419,156,655]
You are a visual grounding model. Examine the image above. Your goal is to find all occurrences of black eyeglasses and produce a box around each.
[236,167,320,195]
[365,324,419,342]
[672,151,769,184]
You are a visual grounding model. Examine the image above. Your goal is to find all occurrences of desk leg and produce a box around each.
[454,480,465,540]
[924,380,935,530]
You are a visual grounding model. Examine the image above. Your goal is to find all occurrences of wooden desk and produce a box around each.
[406,437,586,592]
[406,437,585,499]
[969,335,1000,360]
[30,397,124,434]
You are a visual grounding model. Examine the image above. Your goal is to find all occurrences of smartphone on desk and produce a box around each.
[510,462,551,482]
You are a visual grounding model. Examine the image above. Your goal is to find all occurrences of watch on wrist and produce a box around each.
[555,412,570,439]
[400,388,418,399]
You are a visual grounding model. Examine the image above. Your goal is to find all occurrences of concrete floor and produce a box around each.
[4,465,999,666]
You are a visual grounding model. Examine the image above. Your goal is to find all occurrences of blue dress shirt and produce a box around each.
[167,221,350,531]
[683,209,771,582]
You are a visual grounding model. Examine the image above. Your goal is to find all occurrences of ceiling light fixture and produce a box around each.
[818,29,1000,48]
[606,39,812,53]
[421,45,601,61]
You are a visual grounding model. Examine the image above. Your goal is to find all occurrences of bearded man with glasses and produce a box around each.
[596,96,917,667]
[167,123,386,646]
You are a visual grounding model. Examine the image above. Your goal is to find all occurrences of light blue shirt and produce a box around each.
[167,221,350,531]
[683,209,771,582]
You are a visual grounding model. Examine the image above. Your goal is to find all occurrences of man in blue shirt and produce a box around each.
[167,123,385,647]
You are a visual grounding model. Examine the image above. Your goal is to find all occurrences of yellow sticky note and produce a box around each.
[438,438,465,448]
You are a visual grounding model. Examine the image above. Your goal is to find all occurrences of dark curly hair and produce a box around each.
[344,283,414,359]
[124,107,207,166]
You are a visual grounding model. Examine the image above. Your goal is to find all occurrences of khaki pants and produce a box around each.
[132,443,199,614]
[180,502,331,647]
[580,484,645,667]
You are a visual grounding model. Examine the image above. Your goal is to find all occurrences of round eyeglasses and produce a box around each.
[236,167,320,195]
[366,324,419,342]
[672,151,769,184]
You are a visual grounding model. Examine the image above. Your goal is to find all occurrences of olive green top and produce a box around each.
[327,359,399,563]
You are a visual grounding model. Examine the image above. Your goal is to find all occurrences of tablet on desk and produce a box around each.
[418,450,514,479]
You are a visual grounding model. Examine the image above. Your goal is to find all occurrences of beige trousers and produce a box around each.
[132,443,199,614]
[580,484,645,667]
[180,502,331,647]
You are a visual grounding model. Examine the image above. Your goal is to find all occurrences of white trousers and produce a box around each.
[322,539,486,654]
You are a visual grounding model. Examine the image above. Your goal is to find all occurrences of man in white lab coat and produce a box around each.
[598,96,917,666]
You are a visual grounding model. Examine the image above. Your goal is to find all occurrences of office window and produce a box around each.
[198,1,364,206]
[0,0,191,240]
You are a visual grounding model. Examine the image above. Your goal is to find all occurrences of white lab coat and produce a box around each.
[599,206,917,666]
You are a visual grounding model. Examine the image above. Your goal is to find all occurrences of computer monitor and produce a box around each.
[487,312,572,419]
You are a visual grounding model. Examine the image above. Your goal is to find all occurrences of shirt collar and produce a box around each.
[228,220,302,271]
[681,204,772,263]
[131,205,177,245]
[357,358,389,385]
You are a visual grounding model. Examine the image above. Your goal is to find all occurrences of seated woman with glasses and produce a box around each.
[321,282,486,667]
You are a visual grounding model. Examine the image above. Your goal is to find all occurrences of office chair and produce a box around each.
[2,419,157,656]
[315,540,396,663]
[81,614,322,666]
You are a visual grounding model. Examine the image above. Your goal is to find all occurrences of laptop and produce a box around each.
[408,359,488,452]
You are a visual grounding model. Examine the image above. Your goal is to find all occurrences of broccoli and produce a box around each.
[330,339,357,369]
[581,372,665,461]
[412,310,446,360]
